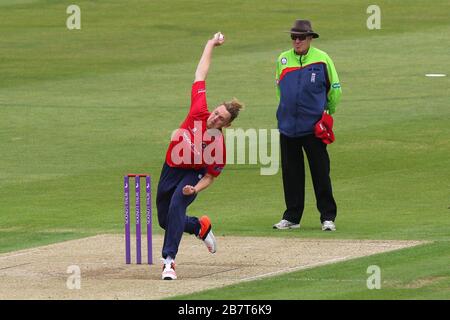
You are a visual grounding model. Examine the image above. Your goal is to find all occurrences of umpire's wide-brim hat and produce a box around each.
[286,19,319,38]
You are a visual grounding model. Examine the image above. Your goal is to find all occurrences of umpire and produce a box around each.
[273,19,342,231]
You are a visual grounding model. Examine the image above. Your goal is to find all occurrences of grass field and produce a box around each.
[0,0,449,299]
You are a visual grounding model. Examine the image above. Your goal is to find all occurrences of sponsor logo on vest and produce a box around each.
[332,83,341,89]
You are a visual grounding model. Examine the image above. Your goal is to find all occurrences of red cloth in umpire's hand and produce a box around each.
[314,112,335,144]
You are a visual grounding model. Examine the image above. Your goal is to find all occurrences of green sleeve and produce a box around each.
[275,57,281,100]
[325,56,341,114]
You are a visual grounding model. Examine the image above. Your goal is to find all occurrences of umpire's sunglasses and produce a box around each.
[291,34,308,41]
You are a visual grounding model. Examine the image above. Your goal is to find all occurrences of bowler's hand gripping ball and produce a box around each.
[214,32,224,41]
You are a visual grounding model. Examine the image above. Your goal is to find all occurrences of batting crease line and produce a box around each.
[188,267,242,279]
[0,252,36,260]
[241,256,350,282]
[0,263,32,271]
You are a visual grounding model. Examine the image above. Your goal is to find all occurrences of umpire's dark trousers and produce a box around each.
[156,163,204,259]
[280,133,337,224]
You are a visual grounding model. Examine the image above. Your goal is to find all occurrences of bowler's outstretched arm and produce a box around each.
[194,32,225,82]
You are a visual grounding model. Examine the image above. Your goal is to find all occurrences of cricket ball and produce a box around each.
[215,32,224,41]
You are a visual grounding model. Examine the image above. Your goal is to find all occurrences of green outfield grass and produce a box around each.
[0,0,449,299]
[173,242,450,300]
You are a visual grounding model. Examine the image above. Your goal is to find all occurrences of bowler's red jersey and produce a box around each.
[165,81,226,177]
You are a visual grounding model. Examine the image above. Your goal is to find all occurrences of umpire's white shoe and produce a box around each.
[273,219,300,230]
[322,220,336,231]
[162,261,177,280]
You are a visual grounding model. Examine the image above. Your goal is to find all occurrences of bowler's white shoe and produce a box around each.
[198,215,217,253]
[273,219,300,230]
[162,262,177,280]
[322,220,336,231]
[203,230,217,254]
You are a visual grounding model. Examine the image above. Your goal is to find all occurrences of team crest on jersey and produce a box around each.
[281,57,287,65]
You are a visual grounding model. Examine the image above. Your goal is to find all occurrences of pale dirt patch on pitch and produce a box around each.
[0,234,426,299]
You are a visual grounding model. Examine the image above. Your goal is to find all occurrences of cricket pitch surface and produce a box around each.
[0,234,426,299]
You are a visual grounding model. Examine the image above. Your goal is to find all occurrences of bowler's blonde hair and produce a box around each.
[223,98,244,123]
